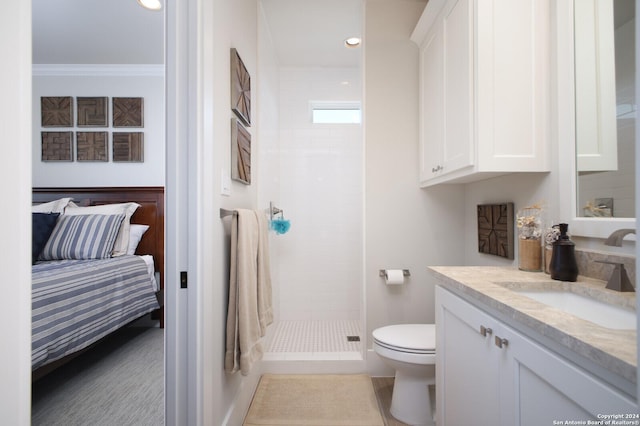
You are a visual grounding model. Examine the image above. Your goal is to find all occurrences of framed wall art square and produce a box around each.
[41,96,73,127]
[477,203,514,259]
[76,131,108,162]
[230,48,251,127]
[41,131,73,161]
[77,97,108,127]
[231,118,251,184]
[113,132,144,162]
[113,97,144,127]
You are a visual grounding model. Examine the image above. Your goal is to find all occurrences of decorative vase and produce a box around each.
[519,238,542,272]
[517,207,542,272]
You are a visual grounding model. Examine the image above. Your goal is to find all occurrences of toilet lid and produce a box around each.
[372,324,435,353]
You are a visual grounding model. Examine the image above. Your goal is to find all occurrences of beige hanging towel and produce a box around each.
[225,209,263,375]
[255,210,273,334]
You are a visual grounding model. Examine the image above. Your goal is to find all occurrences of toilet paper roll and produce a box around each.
[385,269,405,285]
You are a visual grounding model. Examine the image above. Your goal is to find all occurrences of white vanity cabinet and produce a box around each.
[412,0,550,187]
[436,286,637,425]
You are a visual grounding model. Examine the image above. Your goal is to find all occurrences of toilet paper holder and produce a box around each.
[379,269,411,278]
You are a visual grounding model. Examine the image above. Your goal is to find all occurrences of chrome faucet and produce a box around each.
[604,229,636,247]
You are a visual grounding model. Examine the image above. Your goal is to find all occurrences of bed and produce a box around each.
[31,187,164,376]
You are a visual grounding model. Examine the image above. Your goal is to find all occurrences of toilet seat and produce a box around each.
[372,324,435,354]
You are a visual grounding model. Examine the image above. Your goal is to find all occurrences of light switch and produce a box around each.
[221,169,231,196]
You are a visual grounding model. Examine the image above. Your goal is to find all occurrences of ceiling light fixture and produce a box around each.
[344,37,361,48]
[137,0,162,11]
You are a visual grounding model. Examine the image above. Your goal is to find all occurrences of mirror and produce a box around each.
[574,0,635,219]
[557,0,635,239]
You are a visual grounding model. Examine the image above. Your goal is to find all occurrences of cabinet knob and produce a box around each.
[480,325,493,337]
[495,336,509,348]
[431,165,443,173]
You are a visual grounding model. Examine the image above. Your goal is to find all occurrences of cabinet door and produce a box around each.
[505,324,638,425]
[441,0,473,174]
[475,0,550,172]
[419,21,444,183]
[436,286,501,426]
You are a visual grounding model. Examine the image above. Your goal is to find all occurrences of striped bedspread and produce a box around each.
[32,255,160,370]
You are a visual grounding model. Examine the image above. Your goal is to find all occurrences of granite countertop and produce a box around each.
[428,266,637,384]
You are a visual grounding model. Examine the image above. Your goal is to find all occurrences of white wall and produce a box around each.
[0,0,32,424]
[364,0,465,343]
[257,2,282,325]
[206,0,265,424]
[276,67,363,321]
[463,173,557,266]
[32,66,165,187]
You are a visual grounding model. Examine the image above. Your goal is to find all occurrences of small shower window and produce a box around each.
[311,102,361,124]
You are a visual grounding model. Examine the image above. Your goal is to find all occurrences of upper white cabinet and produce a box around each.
[412,0,551,187]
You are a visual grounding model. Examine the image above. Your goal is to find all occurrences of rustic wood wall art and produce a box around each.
[113,97,144,127]
[77,97,108,127]
[477,203,514,259]
[41,97,73,127]
[41,131,73,161]
[230,48,251,126]
[113,132,144,162]
[76,132,108,162]
[231,118,251,184]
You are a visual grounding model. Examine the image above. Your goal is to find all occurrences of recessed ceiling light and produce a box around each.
[137,0,162,11]
[344,37,361,48]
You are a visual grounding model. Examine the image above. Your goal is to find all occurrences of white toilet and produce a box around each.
[372,324,436,426]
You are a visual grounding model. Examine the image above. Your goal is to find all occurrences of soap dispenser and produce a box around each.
[549,223,578,282]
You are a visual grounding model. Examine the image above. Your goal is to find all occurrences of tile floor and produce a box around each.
[263,320,363,360]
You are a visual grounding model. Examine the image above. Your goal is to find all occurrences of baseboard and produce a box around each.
[262,359,368,375]
[222,373,261,426]
[259,350,394,377]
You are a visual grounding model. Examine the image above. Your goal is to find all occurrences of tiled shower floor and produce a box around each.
[263,320,363,361]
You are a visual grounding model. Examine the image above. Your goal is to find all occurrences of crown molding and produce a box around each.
[32,64,164,77]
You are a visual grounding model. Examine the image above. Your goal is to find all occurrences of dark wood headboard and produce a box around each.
[32,187,165,312]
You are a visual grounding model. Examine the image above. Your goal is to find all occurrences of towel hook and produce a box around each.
[270,201,283,221]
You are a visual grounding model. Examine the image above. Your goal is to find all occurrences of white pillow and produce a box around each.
[32,197,73,214]
[127,224,149,255]
[64,202,140,257]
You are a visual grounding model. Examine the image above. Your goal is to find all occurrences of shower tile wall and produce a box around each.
[276,67,363,321]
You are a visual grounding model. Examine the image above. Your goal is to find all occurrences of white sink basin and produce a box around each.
[513,289,637,330]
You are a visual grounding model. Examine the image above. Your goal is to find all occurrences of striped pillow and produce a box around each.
[39,214,125,260]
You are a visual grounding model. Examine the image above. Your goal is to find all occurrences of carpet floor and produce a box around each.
[245,374,385,426]
[31,326,164,426]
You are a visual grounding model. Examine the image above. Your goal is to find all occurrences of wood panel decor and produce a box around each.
[77,97,108,127]
[112,97,144,127]
[76,132,108,162]
[230,48,251,126]
[41,132,73,161]
[231,118,251,184]
[477,203,514,259]
[113,132,144,162]
[41,97,73,127]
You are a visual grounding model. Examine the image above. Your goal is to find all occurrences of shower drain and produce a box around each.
[346,336,360,342]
